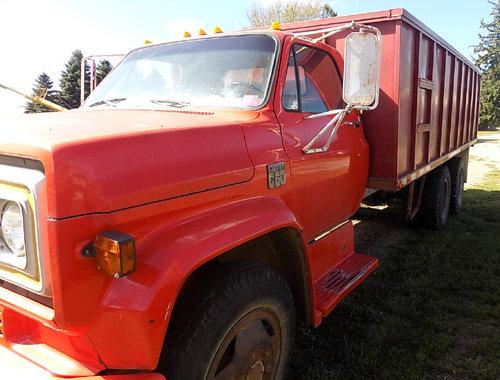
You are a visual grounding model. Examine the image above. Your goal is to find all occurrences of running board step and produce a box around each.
[314,253,378,316]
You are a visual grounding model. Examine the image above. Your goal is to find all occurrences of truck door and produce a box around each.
[274,39,369,240]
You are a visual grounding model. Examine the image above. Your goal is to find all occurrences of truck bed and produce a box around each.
[284,8,480,191]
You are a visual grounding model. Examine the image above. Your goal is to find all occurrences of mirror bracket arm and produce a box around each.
[293,21,381,45]
[302,106,353,154]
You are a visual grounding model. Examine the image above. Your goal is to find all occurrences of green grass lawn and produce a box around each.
[288,171,499,379]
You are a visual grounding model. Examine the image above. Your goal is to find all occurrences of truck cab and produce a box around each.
[0,11,476,379]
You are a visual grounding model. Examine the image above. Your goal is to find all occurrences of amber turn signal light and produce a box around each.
[94,231,136,278]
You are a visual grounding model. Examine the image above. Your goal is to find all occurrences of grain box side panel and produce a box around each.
[440,51,453,155]
[415,32,434,169]
[394,13,480,188]
[322,20,400,184]
[431,43,445,161]
[397,21,417,178]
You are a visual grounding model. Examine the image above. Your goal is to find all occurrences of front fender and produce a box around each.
[88,196,304,369]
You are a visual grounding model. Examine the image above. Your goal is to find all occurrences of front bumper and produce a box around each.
[0,291,166,380]
[0,344,165,380]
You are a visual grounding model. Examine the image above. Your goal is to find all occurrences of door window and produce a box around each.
[282,44,343,113]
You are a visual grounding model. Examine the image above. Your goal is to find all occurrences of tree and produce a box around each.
[96,59,113,85]
[320,3,337,18]
[247,0,336,28]
[473,0,499,131]
[59,50,89,109]
[25,72,58,113]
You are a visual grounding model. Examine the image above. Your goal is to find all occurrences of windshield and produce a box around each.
[83,34,278,110]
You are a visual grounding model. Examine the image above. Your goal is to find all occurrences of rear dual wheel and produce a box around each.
[422,165,452,229]
[448,158,465,214]
[412,158,465,228]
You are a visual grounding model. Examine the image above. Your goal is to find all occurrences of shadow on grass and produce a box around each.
[288,189,500,379]
[475,138,500,144]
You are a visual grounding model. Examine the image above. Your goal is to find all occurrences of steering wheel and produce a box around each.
[229,82,262,96]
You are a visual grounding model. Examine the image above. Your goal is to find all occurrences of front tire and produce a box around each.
[163,263,295,380]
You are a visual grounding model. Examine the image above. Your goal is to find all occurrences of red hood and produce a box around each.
[0,109,257,218]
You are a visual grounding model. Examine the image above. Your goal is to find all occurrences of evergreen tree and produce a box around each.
[320,4,337,18]
[247,1,336,28]
[25,72,58,113]
[96,59,113,85]
[473,0,499,131]
[59,50,89,109]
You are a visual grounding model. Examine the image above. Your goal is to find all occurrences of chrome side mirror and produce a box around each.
[343,31,381,110]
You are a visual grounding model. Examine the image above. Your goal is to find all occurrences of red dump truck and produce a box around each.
[0,8,479,380]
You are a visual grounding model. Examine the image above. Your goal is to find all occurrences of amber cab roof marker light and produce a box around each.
[270,21,281,30]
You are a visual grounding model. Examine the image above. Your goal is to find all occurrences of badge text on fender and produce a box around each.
[267,162,286,189]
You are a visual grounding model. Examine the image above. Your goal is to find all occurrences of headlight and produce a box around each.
[0,201,27,269]
[1,202,26,257]
[0,163,49,296]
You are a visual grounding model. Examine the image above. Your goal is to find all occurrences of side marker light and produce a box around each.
[93,231,136,278]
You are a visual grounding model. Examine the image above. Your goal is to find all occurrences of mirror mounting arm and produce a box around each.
[302,106,353,154]
[293,21,381,45]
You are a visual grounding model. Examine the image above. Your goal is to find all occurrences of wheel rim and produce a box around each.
[207,308,283,380]
[440,175,451,219]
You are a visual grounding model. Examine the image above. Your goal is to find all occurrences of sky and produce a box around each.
[0,0,494,114]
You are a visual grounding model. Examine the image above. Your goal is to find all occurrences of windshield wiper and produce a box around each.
[150,99,190,108]
[88,97,127,107]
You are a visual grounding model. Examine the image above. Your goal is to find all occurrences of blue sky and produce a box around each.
[0,0,493,114]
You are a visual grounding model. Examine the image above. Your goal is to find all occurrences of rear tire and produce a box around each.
[448,158,465,214]
[162,263,295,380]
[422,165,452,229]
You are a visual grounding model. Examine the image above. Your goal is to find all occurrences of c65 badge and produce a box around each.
[267,162,286,189]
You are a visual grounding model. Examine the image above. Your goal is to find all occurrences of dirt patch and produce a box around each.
[353,201,409,258]
[466,135,500,188]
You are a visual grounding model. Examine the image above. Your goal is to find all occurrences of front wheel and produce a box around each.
[163,263,295,380]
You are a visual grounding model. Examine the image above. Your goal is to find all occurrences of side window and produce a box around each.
[282,51,299,111]
[282,44,344,113]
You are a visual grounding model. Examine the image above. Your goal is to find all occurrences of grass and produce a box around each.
[288,170,500,379]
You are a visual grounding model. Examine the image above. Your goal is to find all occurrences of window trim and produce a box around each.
[281,43,344,114]
[292,46,303,112]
